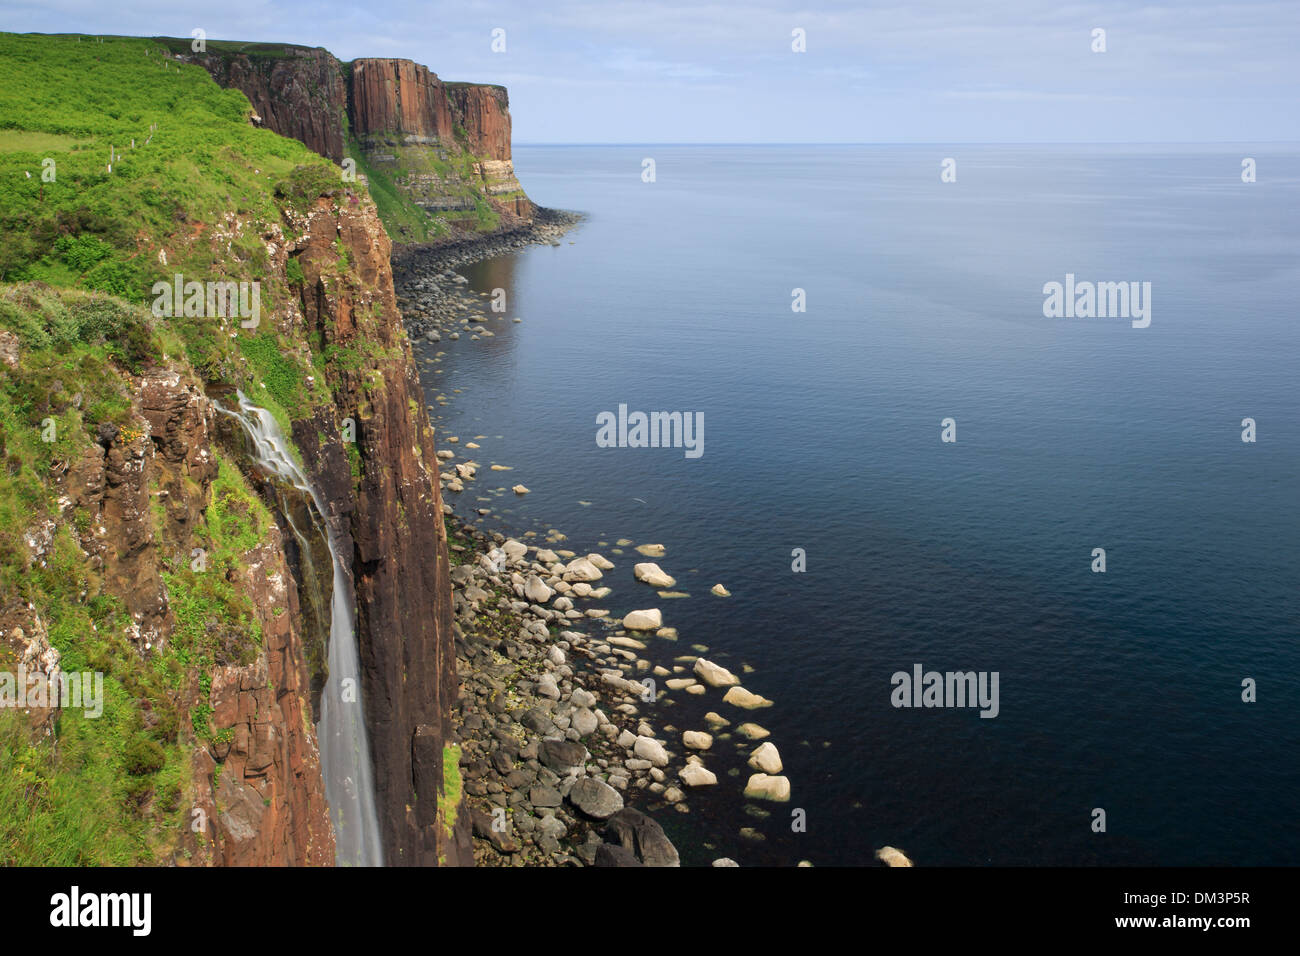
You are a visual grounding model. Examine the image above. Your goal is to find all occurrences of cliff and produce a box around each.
[277,188,469,865]
[171,41,535,243]
[186,44,348,163]
[0,287,334,866]
[0,32,468,866]
[350,57,453,143]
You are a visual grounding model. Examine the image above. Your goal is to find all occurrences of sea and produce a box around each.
[413,144,1300,866]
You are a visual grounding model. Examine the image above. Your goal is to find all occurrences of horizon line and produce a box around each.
[515,140,1300,147]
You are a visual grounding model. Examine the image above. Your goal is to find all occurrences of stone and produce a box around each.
[748,741,783,774]
[512,484,530,495]
[538,815,567,841]
[536,674,560,700]
[524,575,553,604]
[470,807,518,853]
[711,583,731,597]
[704,711,731,728]
[529,785,562,808]
[723,686,773,710]
[744,773,791,802]
[679,764,718,787]
[633,735,670,767]
[538,739,588,773]
[603,808,680,867]
[876,846,914,867]
[634,563,676,588]
[568,777,624,819]
[712,858,739,867]
[594,843,643,867]
[682,730,713,751]
[587,553,615,570]
[563,557,603,582]
[622,608,663,631]
[571,688,597,708]
[693,658,740,688]
[736,722,769,740]
[571,707,599,737]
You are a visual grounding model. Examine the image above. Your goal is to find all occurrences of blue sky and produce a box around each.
[3,0,1297,143]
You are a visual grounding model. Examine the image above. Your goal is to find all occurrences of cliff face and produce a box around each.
[186,44,534,242]
[0,307,335,865]
[271,190,469,866]
[446,83,512,160]
[192,46,347,163]
[350,58,453,144]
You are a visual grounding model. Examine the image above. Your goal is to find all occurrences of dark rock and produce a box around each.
[471,807,518,854]
[594,843,644,867]
[604,808,680,867]
[568,777,624,820]
[538,739,588,773]
[529,786,562,808]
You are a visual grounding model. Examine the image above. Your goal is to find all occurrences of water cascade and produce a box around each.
[218,390,384,866]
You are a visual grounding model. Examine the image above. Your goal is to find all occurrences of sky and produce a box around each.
[2,0,1297,143]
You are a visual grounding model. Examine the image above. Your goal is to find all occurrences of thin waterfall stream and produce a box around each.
[218,390,384,866]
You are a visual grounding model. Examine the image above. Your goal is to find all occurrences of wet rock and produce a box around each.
[622,608,662,631]
[876,846,914,867]
[679,764,718,787]
[748,741,783,774]
[723,686,773,710]
[744,773,791,802]
[693,658,740,688]
[633,735,669,767]
[634,562,675,588]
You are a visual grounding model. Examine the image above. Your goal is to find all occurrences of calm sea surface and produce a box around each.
[414,144,1300,866]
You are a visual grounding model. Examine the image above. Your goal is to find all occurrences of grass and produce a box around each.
[0,284,285,863]
[440,742,462,838]
[0,32,338,412]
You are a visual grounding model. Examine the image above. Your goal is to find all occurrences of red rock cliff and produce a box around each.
[190,45,347,163]
[274,189,470,866]
[350,57,454,143]
[447,83,512,160]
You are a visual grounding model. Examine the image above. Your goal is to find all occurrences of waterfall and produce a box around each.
[218,390,384,866]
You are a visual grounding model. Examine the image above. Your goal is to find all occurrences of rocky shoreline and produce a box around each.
[446,517,704,866]
[390,211,911,869]
[393,207,583,342]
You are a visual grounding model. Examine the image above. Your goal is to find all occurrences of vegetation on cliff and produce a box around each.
[0,30,467,866]
[0,33,352,863]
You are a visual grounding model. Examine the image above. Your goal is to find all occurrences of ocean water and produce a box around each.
[415,144,1300,866]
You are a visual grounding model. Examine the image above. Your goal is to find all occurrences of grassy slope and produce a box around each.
[0,32,344,864]
[0,284,272,864]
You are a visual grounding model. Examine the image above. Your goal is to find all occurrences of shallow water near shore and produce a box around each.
[413,144,1300,866]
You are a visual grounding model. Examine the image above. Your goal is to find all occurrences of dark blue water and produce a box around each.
[417,145,1300,866]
